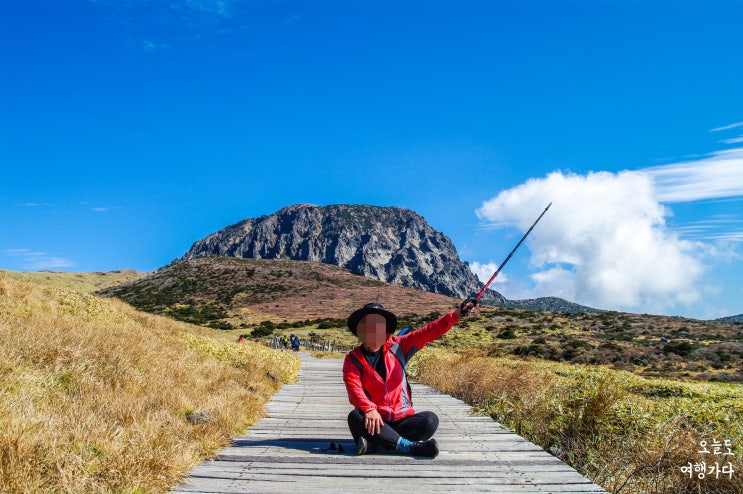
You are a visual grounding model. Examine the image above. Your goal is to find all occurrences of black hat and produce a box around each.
[347,303,398,336]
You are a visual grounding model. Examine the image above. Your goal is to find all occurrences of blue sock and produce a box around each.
[396,437,413,454]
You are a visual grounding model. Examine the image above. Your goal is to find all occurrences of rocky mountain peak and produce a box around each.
[182,204,504,302]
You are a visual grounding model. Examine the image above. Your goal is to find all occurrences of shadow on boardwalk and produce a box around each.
[229,437,354,455]
[172,352,607,494]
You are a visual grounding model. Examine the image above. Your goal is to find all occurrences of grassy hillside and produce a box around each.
[5,260,739,493]
[0,272,299,493]
[94,257,742,383]
[411,347,742,494]
[0,268,147,293]
[433,308,743,383]
[97,256,462,325]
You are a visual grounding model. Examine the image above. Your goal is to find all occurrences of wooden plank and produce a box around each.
[174,478,607,494]
[192,459,580,472]
[171,353,607,493]
[188,464,593,479]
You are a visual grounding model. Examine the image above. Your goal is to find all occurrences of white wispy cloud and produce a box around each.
[142,40,171,53]
[3,249,75,270]
[673,216,743,242]
[185,0,236,18]
[710,122,743,145]
[720,136,743,144]
[641,148,743,203]
[90,0,238,52]
[639,149,743,243]
[91,207,109,212]
[710,122,743,132]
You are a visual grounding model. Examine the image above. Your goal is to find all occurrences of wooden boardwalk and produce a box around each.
[172,353,607,494]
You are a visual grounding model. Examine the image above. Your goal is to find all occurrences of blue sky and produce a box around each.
[2,0,742,319]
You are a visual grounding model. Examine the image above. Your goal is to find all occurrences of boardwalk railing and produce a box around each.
[172,353,607,494]
[269,335,353,353]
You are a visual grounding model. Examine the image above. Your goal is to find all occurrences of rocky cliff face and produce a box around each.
[182,204,504,302]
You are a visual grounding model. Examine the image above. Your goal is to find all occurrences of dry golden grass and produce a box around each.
[410,347,742,494]
[0,269,147,293]
[0,273,299,493]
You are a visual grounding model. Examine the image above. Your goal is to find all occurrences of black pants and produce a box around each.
[347,409,439,451]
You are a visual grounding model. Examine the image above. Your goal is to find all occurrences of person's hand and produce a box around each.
[457,298,478,318]
[364,409,384,436]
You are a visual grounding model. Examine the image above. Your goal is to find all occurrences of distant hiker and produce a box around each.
[291,336,301,351]
[343,299,478,458]
[282,335,289,349]
[237,335,245,343]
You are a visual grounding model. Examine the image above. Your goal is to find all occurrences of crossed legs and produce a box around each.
[347,409,439,452]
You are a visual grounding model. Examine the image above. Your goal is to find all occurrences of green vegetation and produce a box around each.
[411,347,742,494]
[431,308,742,383]
[251,321,276,338]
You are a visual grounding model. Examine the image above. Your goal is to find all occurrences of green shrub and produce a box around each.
[207,321,234,330]
[663,340,696,357]
[498,326,518,339]
[250,325,274,338]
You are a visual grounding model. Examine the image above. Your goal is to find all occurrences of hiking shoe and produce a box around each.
[410,438,439,458]
[356,436,368,456]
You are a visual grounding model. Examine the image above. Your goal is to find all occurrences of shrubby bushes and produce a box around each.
[410,347,742,494]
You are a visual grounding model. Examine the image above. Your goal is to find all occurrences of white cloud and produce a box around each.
[185,0,236,18]
[476,170,705,313]
[710,122,743,132]
[4,249,34,255]
[142,40,171,53]
[642,148,743,203]
[3,249,75,270]
[720,136,743,144]
[90,0,238,52]
[709,122,743,146]
[674,215,743,243]
[469,261,508,285]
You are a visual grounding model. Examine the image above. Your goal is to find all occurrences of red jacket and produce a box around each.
[343,310,461,422]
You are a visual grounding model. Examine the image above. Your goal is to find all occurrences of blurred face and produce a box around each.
[357,313,388,350]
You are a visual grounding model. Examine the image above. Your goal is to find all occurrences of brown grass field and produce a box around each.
[2,261,742,493]
[0,273,299,493]
[0,268,147,293]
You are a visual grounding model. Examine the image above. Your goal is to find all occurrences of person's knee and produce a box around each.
[400,411,439,441]
[348,408,364,422]
[422,411,439,433]
[347,409,365,438]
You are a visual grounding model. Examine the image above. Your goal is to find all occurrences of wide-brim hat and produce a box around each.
[347,303,397,336]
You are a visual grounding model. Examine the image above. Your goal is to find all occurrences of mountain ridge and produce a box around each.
[716,314,743,323]
[182,204,505,302]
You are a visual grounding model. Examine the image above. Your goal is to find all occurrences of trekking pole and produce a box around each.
[474,203,552,301]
